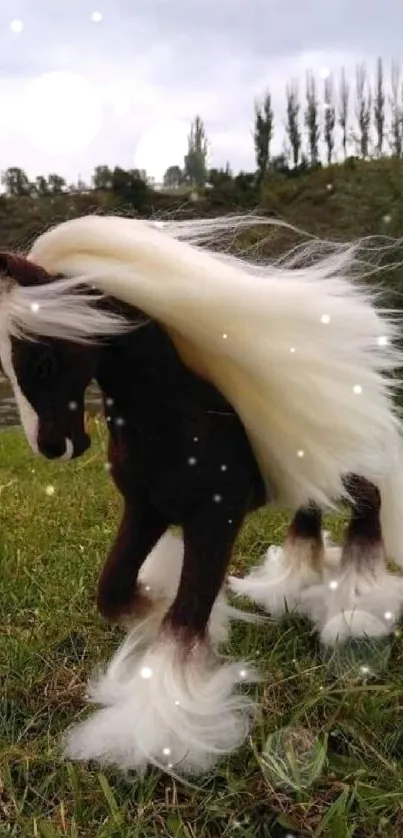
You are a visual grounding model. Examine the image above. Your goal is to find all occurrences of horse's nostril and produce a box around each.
[39,439,66,459]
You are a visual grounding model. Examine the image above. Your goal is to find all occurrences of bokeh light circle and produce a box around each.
[134,119,189,182]
[19,71,103,155]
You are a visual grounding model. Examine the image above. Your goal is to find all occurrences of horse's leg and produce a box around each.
[309,475,403,645]
[96,499,167,628]
[230,503,328,616]
[66,489,258,775]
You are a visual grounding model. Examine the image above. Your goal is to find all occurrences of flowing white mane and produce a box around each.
[22,213,403,514]
[0,274,130,344]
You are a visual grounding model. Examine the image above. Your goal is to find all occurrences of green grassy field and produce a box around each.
[1,421,403,838]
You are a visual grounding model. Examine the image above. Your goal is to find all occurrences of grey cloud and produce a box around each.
[0,0,402,182]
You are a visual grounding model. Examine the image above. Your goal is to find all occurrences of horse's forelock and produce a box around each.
[0,252,52,287]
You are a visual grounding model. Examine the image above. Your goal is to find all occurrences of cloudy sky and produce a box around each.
[0,0,401,186]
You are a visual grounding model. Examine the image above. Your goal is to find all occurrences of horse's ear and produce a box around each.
[0,251,51,287]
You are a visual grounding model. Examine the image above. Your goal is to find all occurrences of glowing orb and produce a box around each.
[10,19,23,33]
[140,666,153,679]
[134,120,189,182]
[91,11,103,22]
[20,71,103,155]
[319,66,330,80]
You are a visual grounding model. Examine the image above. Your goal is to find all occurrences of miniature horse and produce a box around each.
[1,254,267,773]
[2,250,403,776]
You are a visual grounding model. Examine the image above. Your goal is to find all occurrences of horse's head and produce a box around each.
[0,252,98,460]
[4,334,96,460]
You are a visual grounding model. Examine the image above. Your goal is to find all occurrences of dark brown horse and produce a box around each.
[2,213,403,777]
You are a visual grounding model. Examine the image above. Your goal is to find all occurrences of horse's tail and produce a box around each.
[28,213,403,510]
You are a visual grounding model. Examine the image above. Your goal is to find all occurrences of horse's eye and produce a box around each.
[34,351,58,383]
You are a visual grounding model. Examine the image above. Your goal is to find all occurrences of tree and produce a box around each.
[355,63,371,158]
[208,166,233,188]
[254,91,273,183]
[110,167,150,209]
[285,82,301,168]
[47,174,66,194]
[163,165,184,188]
[93,165,113,190]
[390,60,403,157]
[339,68,350,159]
[304,72,320,165]
[323,75,336,164]
[35,176,49,197]
[184,116,209,188]
[373,57,385,156]
[1,167,31,197]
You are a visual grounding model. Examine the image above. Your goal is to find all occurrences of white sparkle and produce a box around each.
[162,747,171,756]
[193,437,199,442]
[68,401,78,411]
[104,462,112,471]
[319,686,324,691]
[297,449,305,458]
[384,611,393,621]
[188,457,197,466]
[106,397,114,407]
[353,385,362,395]
[222,333,228,339]
[326,183,333,191]
[383,214,391,224]
[220,464,228,471]
[360,665,370,675]
[290,347,296,353]
[329,580,339,590]
[239,669,247,679]
[145,585,151,592]
[30,302,40,313]
[140,666,153,679]
[228,518,233,524]
[321,314,331,324]
[174,700,180,706]
[377,336,389,347]
[213,494,222,503]
[168,762,173,769]
[91,11,103,22]
[45,485,55,496]
[115,417,125,426]
[10,19,23,33]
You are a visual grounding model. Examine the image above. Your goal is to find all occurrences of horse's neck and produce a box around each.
[94,318,186,407]
[94,316,232,417]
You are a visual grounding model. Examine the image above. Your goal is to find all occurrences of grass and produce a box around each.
[1,419,403,837]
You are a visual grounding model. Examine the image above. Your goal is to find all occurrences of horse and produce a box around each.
[2,213,403,777]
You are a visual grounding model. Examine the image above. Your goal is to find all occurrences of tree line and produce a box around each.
[2,57,403,201]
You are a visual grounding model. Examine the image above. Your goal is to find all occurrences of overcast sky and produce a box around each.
[0,0,402,185]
